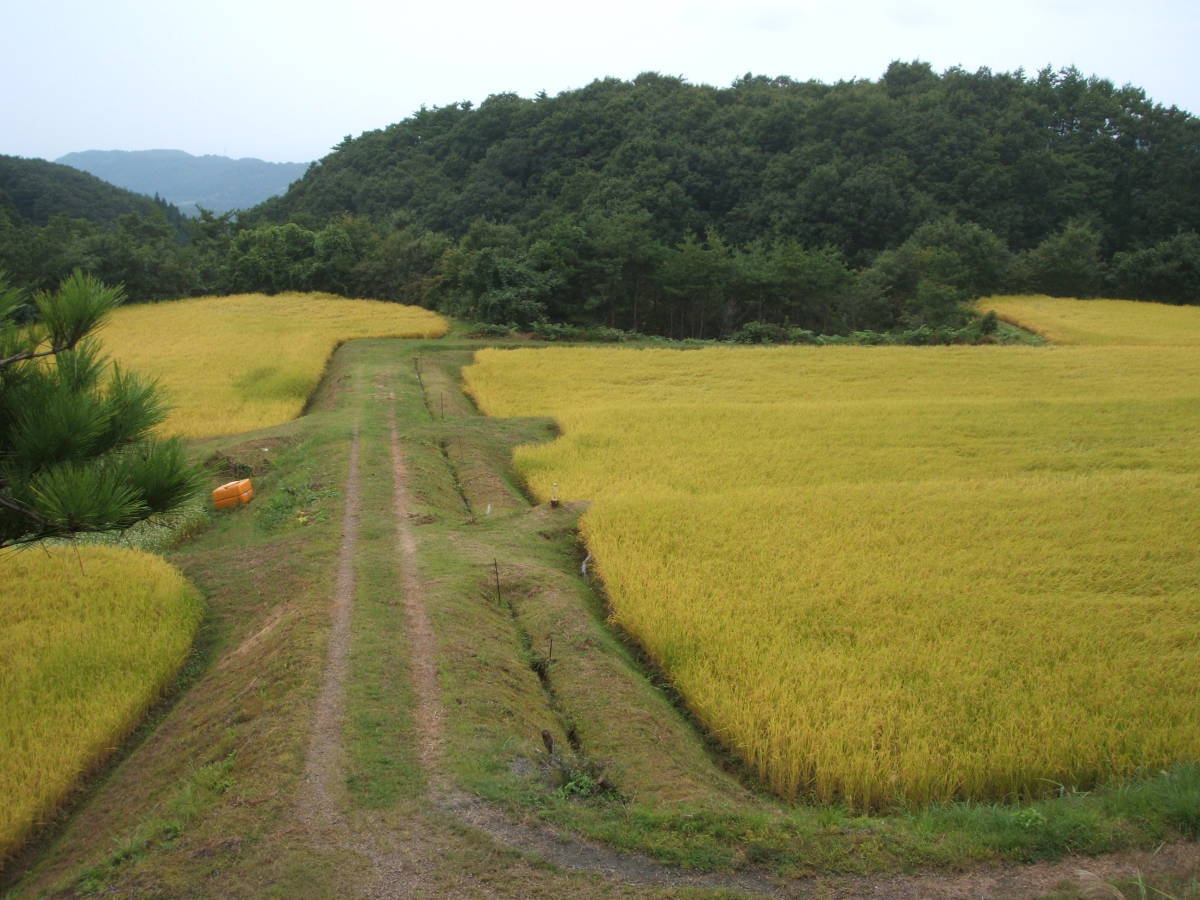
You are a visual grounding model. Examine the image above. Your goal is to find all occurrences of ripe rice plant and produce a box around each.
[99,292,446,437]
[0,545,203,862]
[462,298,1200,810]
[978,294,1200,346]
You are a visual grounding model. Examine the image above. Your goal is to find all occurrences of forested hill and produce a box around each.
[4,65,1199,335]
[260,64,1200,258]
[0,155,195,302]
[0,156,185,229]
[58,149,310,216]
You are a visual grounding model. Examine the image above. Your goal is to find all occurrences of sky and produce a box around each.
[4,0,1198,164]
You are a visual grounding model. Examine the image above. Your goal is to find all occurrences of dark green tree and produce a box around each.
[227,223,318,293]
[10,66,1200,329]
[659,231,739,338]
[0,271,201,547]
[1013,219,1105,297]
[901,218,1011,298]
[1111,232,1200,304]
[350,220,451,305]
[764,242,856,331]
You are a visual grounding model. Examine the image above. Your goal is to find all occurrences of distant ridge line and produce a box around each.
[56,148,311,216]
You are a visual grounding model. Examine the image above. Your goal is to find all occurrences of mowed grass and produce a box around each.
[0,545,203,862]
[463,301,1200,811]
[99,292,446,437]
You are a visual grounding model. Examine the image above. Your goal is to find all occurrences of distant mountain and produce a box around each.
[56,149,310,216]
[0,154,184,228]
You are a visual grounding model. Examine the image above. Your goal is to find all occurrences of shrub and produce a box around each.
[467,322,516,337]
[787,328,821,344]
[730,321,791,344]
[1111,232,1200,305]
[530,320,579,341]
[577,325,629,343]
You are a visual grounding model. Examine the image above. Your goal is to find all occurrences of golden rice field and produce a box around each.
[463,297,1200,810]
[0,546,203,861]
[100,292,446,437]
[978,294,1200,346]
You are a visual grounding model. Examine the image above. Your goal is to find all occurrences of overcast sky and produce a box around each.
[4,0,1197,164]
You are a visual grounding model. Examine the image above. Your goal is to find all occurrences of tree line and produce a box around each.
[4,64,1200,337]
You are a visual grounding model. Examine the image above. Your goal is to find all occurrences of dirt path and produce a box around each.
[297,424,360,835]
[293,388,752,896]
[387,395,448,793]
[383,393,786,896]
[291,415,445,897]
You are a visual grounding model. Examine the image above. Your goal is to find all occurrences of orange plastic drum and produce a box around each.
[212,478,255,509]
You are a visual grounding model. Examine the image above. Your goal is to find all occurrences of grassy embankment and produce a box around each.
[463,296,1200,811]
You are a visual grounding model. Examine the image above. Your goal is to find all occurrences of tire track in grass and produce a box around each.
[297,424,360,834]
[385,391,781,896]
[292,406,446,896]
[387,396,448,792]
[303,373,768,893]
